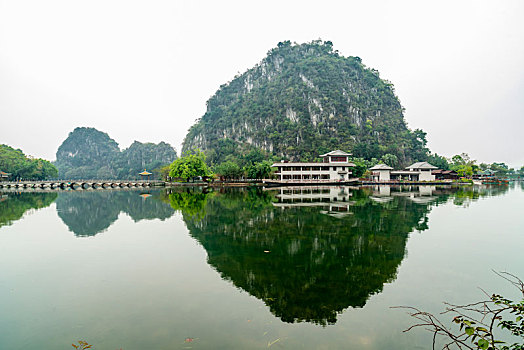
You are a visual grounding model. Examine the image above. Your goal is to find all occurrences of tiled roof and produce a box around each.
[319,150,352,157]
[406,162,438,170]
[369,164,394,170]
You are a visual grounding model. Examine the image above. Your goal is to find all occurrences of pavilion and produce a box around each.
[0,171,10,181]
[139,169,152,181]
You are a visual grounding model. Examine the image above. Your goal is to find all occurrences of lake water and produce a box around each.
[1,184,523,349]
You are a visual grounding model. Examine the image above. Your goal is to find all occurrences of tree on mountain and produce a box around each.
[55,127,177,179]
[0,144,58,180]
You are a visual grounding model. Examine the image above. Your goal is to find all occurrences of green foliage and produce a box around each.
[427,153,450,170]
[450,153,477,177]
[0,144,58,180]
[246,160,273,179]
[183,40,429,166]
[115,140,177,179]
[381,153,399,168]
[350,157,379,178]
[169,151,212,182]
[55,127,177,179]
[154,164,171,181]
[214,161,243,180]
[490,162,510,176]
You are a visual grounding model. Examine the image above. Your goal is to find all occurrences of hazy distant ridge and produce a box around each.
[54,127,177,179]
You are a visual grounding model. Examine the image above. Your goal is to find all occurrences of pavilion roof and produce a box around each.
[139,170,152,176]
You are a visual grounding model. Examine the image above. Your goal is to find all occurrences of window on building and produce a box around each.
[330,156,347,162]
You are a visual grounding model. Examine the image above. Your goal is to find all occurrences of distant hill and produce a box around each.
[0,144,58,180]
[183,40,428,165]
[55,127,177,179]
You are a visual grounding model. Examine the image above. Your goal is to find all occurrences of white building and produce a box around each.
[369,162,438,182]
[272,150,356,183]
[369,164,394,182]
[404,162,438,181]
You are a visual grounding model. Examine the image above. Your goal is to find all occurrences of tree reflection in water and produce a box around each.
[2,185,511,325]
[0,191,57,228]
[172,185,510,326]
[56,190,175,237]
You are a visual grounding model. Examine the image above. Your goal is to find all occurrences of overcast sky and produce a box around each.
[1,0,523,167]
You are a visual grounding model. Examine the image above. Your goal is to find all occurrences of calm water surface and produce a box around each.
[1,184,523,349]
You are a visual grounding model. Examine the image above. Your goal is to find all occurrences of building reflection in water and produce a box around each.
[271,186,355,218]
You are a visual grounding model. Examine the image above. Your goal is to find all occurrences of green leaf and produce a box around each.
[477,338,489,349]
[476,327,488,333]
[465,327,475,336]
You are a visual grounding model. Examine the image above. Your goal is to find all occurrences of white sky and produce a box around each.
[1,0,523,167]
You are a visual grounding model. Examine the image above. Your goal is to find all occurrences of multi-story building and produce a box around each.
[271,150,356,183]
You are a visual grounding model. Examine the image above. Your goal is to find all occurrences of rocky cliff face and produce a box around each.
[55,127,177,179]
[183,40,426,165]
[55,127,120,178]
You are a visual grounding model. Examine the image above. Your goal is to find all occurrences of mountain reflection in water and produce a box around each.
[56,190,175,236]
[0,184,511,327]
[173,185,501,326]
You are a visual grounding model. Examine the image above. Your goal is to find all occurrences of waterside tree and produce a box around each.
[169,150,212,182]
